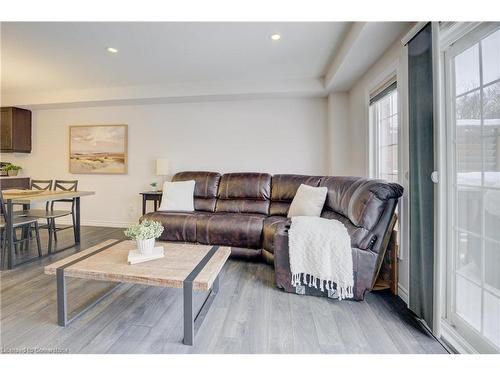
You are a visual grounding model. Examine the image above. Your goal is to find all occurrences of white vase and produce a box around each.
[136,238,155,255]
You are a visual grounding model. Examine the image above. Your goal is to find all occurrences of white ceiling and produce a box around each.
[326,22,411,91]
[0,22,410,107]
[1,22,349,92]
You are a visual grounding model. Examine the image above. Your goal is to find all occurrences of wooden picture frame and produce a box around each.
[69,125,128,174]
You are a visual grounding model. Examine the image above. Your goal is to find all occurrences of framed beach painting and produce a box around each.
[69,125,128,174]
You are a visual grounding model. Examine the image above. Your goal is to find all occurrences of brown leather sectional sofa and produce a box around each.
[141,171,403,300]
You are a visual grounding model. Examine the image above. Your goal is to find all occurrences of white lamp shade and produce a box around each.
[156,158,169,176]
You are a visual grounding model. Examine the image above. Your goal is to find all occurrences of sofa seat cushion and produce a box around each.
[196,213,265,249]
[141,211,205,243]
[262,216,290,254]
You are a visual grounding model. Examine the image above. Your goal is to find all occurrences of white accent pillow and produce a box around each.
[158,180,195,212]
[287,184,328,218]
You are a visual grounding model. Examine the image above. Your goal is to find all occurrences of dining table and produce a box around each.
[2,189,95,269]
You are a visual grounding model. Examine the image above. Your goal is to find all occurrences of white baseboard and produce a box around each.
[398,283,409,305]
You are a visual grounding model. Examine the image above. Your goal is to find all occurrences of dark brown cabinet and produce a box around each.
[1,107,32,153]
[0,177,30,190]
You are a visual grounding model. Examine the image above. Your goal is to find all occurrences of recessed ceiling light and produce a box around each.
[270,34,281,41]
[106,47,118,54]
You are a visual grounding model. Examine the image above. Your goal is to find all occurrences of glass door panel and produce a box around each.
[448,26,500,353]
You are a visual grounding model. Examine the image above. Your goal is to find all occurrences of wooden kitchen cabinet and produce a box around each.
[0,177,30,190]
[1,107,32,153]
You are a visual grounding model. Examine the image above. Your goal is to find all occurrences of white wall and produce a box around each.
[326,92,351,175]
[2,98,328,227]
[348,39,407,176]
[347,38,410,302]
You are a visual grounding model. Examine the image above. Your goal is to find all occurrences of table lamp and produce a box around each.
[156,158,169,188]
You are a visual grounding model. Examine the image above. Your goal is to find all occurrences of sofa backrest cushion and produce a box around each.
[270,174,322,216]
[216,173,271,214]
[319,176,403,249]
[172,171,221,212]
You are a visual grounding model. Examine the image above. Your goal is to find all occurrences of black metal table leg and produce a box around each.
[57,268,68,326]
[142,195,146,215]
[48,219,54,254]
[55,240,123,327]
[74,197,81,245]
[22,204,30,252]
[56,266,119,327]
[183,281,194,345]
[213,275,220,293]
[6,200,14,270]
[182,246,220,346]
[183,276,220,346]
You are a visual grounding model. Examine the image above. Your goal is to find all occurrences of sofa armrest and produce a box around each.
[273,223,293,291]
[272,218,375,301]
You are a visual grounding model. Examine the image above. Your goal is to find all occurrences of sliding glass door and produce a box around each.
[445,24,500,353]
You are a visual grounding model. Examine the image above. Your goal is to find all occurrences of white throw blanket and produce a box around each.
[289,216,354,300]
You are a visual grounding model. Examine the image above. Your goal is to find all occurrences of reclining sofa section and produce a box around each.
[141,171,403,300]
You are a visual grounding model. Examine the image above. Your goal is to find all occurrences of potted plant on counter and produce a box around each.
[5,164,22,176]
[124,220,164,255]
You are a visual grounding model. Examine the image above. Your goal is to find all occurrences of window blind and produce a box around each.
[369,79,397,105]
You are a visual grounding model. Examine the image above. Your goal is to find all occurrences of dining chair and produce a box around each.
[12,179,52,250]
[30,179,53,191]
[30,179,53,210]
[11,179,53,213]
[50,180,78,243]
[0,191,42,268]
[17,179,72,253]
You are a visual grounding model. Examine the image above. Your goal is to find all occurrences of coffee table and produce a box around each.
[44,239,231,345]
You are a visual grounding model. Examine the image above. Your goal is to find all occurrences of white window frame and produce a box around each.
[369,82,398,182]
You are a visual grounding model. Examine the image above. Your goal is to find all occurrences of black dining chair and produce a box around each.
[30,179,53,191]
[0,191,42,268]
[50,180,78,243]
[12,179,52,212]
[17,179,72,253]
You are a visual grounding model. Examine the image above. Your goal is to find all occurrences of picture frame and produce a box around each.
[69,124,128,174]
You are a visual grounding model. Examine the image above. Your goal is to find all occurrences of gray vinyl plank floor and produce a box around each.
[0,226,448,354]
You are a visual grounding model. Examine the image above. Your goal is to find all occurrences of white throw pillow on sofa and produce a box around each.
[158,180,195,212]
[287,184,328,218]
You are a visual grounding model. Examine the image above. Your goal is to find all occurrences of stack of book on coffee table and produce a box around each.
[127,246,165,264]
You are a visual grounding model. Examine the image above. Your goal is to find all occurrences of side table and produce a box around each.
[140,191,162,215]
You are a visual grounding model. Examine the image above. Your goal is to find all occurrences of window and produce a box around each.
[369,81,399,183]
[445,25,500,353]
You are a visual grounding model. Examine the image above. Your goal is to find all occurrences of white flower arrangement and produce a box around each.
[124,220,164,240]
